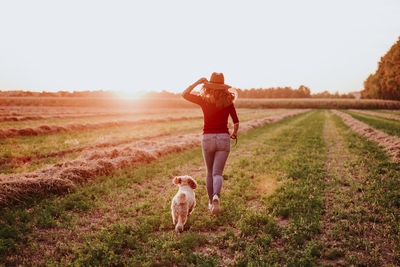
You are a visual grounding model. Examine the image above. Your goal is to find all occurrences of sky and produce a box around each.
[0,0,399,95]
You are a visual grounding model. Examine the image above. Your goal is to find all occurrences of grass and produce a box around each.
[344,110,400,137]
[324,111,400,265]
[368,109,400,115]
[1,110,329,266]
[1,109,399,266]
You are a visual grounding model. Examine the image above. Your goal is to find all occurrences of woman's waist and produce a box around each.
[202,132,230,139]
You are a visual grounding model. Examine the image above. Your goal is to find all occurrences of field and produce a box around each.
[0,104,400,266]
[2,96,400,109]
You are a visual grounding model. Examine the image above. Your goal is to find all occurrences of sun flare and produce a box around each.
[112,90,147,100]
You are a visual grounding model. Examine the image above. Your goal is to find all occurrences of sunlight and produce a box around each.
[112,90,147,100]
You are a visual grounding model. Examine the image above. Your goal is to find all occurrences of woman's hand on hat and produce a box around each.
[196,77,208,85]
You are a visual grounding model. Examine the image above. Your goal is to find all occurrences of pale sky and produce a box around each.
[0,0,399,95]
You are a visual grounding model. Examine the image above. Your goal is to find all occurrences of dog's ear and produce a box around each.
[172,176,182,185]
[188,177,197,190]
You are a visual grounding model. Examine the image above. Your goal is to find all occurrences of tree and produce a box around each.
[362,36,400,100]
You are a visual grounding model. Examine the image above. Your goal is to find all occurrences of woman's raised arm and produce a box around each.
[182,77,208,97]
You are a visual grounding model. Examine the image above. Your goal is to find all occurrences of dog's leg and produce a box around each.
[175,215,184,233]
[188,204,194,215]
[188,200,196,215]
[173,208,180,227]
[172,209,176,225]
[182,214,187,227]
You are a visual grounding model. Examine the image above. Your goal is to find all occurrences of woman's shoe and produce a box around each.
[211,195,220,216]
[208,202,213,212]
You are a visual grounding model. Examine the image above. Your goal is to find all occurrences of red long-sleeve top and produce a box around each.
[183,93,239,134]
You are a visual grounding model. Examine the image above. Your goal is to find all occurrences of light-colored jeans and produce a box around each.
[201,133,230,203]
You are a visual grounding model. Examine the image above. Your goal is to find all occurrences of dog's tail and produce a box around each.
[177,193,186,203]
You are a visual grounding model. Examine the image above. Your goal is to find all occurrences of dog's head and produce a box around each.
[172,175,197,190]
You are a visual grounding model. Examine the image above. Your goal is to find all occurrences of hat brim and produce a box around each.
[204,82,231,90]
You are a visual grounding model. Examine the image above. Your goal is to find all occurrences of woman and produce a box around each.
[182,72,239,216]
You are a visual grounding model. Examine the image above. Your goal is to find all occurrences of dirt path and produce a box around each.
[319,111,395,265]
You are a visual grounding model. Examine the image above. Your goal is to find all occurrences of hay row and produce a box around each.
[0,110,277,170]
[332,110,400,162]
[0,109,310,205]
[0,115,203,139]
[0,106,204,119]
[0,132,173,171]
[0,109,260,122]
[0,109,201,122]
[0,106,145,116]
[349,109,400,121]
[0,113,154,122]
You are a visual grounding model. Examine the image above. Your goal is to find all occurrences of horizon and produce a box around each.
[0,0,399,95]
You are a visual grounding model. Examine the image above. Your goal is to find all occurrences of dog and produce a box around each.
[171,175,197,233]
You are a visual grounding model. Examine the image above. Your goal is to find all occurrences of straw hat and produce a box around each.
[204,72,231,90]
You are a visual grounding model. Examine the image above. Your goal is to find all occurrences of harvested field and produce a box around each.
[344,110,400,138]
[0,109,309,205]
[0,115,203,138]
[0,107,400,266]
[0,110,202,123]
[0,109,293,173]
[236,98,400,109]
[350,109,400,121]
[368,109,400,115]
[319,112,399,265]
[0,108,274,131]
[332,110,400,161]
[2,96,400,109]
[1,109,399,266]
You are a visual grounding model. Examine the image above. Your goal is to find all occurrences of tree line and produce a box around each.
[236,86,354,99]
[1,86,355,99]
[362,36,400,100]
[0,90,115,98]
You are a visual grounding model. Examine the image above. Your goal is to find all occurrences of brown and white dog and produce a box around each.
[171,175,197,232]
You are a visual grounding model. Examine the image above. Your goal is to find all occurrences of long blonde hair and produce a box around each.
[200,87,237,108]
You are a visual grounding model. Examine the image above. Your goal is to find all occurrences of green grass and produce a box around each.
[60,111,326,266]
[324,112,400,265]
[344,110,400,137]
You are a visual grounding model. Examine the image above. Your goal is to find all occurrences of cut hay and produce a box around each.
[0,109,310,205]
[0,135,202,205]
[0,116,203,139]
[349,109,400,121]
[332,110,400,162]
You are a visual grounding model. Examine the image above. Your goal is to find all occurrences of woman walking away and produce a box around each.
[182,72,239,216]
